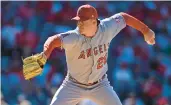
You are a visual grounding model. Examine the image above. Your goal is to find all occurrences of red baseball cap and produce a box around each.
[71,4,98,21]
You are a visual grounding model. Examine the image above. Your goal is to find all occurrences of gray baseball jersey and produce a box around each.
[50,13,126,105]
[59,13,126,84]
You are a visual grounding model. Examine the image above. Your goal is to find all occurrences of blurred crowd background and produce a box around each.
[1,1,171,105]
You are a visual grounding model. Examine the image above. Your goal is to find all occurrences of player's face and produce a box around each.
[77,19,97,37]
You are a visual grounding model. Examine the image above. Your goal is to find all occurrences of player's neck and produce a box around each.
[85,25,98,38]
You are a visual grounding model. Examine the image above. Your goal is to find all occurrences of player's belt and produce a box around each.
[69,74,105,86]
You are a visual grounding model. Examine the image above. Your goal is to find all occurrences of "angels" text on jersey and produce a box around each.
[78,43,110,59]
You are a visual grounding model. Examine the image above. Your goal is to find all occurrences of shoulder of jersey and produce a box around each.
[98,18,110,32]
[59,29,79,39]
[100,13,120,24]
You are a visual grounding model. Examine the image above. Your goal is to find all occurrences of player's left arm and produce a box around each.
[120,12,155,45]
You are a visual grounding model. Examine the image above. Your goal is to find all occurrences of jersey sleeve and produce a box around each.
[58,31,79,51]
[102,13,126,39]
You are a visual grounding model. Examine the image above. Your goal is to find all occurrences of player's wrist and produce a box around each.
[143,29,155,45]
[39,52,47,65]
[35,52,47,68]
[142,26,150,36]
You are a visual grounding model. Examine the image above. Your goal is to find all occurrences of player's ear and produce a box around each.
[92,19,97,25]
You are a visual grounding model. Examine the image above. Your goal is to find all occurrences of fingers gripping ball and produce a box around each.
[23,52,47,80]
[144,29,155,45]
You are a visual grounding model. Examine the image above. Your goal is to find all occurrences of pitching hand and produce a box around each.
[144,29,155,45]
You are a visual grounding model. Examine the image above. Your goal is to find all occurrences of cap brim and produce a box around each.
[71,16,80,21]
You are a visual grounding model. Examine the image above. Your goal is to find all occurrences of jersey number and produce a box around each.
[97,53,107,69]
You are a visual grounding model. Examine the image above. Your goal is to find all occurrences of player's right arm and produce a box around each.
[43,35,62,58]
[43,32,78,59]
[22,31,78,80]
[22,35,62,80]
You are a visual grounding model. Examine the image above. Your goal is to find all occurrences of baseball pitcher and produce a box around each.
[22,4,155,105]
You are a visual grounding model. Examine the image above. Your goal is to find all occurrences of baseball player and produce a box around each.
[22,4,155,105]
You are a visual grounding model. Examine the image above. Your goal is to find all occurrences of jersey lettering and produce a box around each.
[78,51,85,59]
[98,45,103,53]
[78,43,109,59]
[94,47,98,56]
[86,48,92,57]
[104,44,107,51]
[97,53,107,69]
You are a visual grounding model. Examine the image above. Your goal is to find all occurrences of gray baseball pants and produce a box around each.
[50,76,122,105]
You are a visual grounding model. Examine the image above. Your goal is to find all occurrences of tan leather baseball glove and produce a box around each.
[22,52,47,80]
